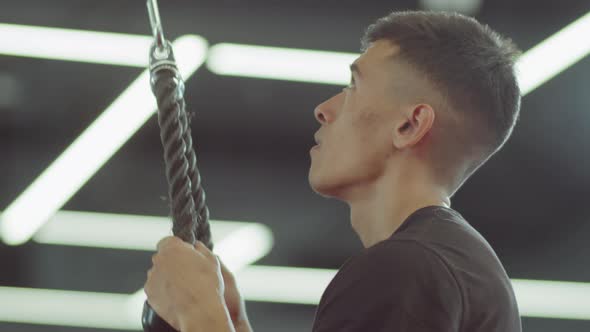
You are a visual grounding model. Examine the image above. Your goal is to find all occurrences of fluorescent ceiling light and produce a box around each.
[0,23,153,67]
[0,210,273,330]
[419,0,483,16]
[239,268,590,321]
[237,266,337,305]
[208,12,590,92]
[2,269,589,330]
[517,11,590,95]
[33,211,274,267]
[0,35,208,245]
[0,287,137,330]
[13,266,332,330]
[235,266,590,321]
[512,279,590,320]
[126,213,274,317]
[207,43,358,85]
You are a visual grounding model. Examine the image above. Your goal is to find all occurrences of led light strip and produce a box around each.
[32,210,274,272]
[0,35,208,245]
[0,209,274,330]
[1,269,589,330]
[512,279,590,320]
[516,11,590,95]
[0,23,152,67]
[236,266,336,305]
[236,268,590,321]
[207,43,358,85]
[207,11,590,93]
[0,287,136,330]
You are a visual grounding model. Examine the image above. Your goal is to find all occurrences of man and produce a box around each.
[144,10,522,332]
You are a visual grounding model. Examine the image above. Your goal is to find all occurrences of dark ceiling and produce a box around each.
[1,0,590,331]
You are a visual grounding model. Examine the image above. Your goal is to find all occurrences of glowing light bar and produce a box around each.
[237,266,337,305]
[1,271,589,330]
[0,35,208,245]
[33,211,274,268]
[0,287,138,330]
[239,269,590,321]
[512,279,590,320]
[0,209,273,329]
[208,12,590,92]
[235,266,590,320]
[126,214,274,315]
[207,43,358,85]
[0,23,153,67]
[236,267,590,320]
[517,11,590,95]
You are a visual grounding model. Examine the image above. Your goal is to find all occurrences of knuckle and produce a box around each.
[157,236,177,250]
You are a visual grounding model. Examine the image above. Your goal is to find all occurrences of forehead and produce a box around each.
[355,39,400,68]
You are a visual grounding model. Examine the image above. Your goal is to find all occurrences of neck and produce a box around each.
[345,163,451,248]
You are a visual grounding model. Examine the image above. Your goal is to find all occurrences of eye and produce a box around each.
[344,75,356,90]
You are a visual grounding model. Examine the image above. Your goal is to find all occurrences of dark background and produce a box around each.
[1,0,589,331]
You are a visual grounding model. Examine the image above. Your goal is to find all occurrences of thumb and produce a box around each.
[217,257,236,284]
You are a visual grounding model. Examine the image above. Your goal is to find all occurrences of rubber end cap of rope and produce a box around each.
[142,301,178,332]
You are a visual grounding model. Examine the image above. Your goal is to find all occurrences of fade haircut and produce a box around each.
[361,10,522,193]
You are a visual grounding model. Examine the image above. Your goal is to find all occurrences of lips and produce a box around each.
[311,133,321,153]
[314,134,321,145]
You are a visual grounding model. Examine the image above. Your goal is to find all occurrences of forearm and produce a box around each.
[180,301,236,332]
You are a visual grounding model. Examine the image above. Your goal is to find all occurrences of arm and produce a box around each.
[180,301,236,332]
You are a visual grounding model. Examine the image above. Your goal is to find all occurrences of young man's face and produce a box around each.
[309,40,410,198]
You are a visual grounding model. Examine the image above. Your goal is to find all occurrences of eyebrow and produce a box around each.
[350,62,363,79]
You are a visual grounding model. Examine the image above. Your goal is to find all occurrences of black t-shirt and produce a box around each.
[312,205,521,332]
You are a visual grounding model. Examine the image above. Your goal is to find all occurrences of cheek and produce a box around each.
[333,131,381,172]
[354,104,385,131]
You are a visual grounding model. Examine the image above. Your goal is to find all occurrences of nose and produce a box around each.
[314,104,328,124]
[314,93,340,124]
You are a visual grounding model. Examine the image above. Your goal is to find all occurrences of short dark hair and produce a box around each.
[361,10,522,192]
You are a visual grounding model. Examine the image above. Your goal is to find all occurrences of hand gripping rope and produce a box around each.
[142,0,213,331]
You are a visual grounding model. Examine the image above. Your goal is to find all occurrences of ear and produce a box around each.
[392,104,435,149]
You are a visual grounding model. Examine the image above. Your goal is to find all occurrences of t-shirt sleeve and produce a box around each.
[312,240,462,332]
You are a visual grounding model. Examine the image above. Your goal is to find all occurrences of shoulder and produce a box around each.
[349,239,457,283]
[323,239,462,304]
[314,239,464,331]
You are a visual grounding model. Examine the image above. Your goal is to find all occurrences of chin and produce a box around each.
[308,172,326,195]
[308,173,340,198]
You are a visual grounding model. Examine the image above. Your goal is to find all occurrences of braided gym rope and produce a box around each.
[152,66,213,248]
[142,1,213,330]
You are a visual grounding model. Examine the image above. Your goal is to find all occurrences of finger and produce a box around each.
[156,236,177,251]
[156,235,174,249]
[195,241,215,259]
[218,257,231,274]
[218,258,236,285]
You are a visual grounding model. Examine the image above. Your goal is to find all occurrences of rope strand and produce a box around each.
[178,102,213,249]
[153,69,198,244]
